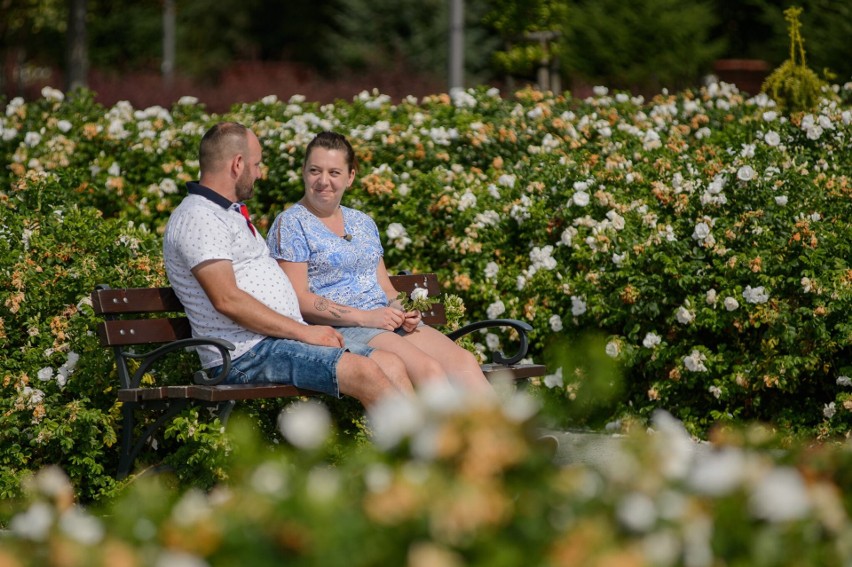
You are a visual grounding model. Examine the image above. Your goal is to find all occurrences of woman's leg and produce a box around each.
[367,332,448,389]
[398,326,493,394]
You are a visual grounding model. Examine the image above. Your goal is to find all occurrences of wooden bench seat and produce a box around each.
[92,273,544,478]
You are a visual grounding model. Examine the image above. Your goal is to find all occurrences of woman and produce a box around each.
[267,131,492,394]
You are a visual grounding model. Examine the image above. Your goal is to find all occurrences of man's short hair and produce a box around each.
[199,122,249,174]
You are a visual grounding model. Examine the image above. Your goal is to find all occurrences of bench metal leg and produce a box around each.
[117,400,190,479]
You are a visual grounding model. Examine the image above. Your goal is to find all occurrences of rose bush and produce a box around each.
[5,389,852,566]
[1,79,850,506]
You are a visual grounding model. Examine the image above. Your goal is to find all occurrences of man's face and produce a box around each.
[236,133,263,201]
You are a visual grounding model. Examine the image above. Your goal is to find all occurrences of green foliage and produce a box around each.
[1,79,851,506]
[562,0,725,92]
[761,6,828,114]
[312,0,498,84]
[483,0,570,77]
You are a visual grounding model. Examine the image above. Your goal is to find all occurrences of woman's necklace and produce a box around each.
[301,200,350,240]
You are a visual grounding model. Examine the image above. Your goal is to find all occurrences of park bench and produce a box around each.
[92,272,545,478]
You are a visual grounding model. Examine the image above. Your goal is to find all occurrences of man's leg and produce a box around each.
[367,350,416,394]
[368,332,447,388]
[336,352,411,407]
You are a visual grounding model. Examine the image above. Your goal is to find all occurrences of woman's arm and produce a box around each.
[278,260,405,330]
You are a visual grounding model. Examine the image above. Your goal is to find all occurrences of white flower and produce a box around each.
[800,277,813,293]
[458,190,477,211]
[571,296,587,316]
[10,502,54,541]
[57,120,72,133]
[709,385,722,399]
[675,306,694,325]
[705,289,717,305]
[617,492,657,532]
[486,300,506,319]
[60,507,104,545]
[749,467,811,522]
[743,285,769,304]
[559,227,577,246]
[410,287,429,302]
[775,195,788,206]
[572,191,590,207]
[642,332,662,349]
[24,131,41,147]
[683,350,707,372]
[497,173,516,188]
[724,297,739,311]
[691,222,711,241]
[762,111,778,122]
[836,376,852,387]
[368,393,424,449]
[386,223,412,250]
[485,333,500,350]
[543,367,564,388]
[736,165,756,182]
[688,447,746,496]
[177,95,199,105]
[549,314,563,332]
[41,86,65,102]
[484,261,499,279]
[606,210,625,230]
[824,402,836,419]
[159,178,178,194]
[37,367,53,382]
[764,130,781,146]
[605,341,621,358]
[277,401,331,450]
[612,252,627,265]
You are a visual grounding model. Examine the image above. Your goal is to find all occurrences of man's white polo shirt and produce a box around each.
[163,185,305,368]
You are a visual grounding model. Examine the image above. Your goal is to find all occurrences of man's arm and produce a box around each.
[278,260,404,331]
[192,258,344,348]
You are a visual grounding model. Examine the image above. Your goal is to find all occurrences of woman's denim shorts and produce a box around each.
[212,336,375,398]
[337,324,418,346]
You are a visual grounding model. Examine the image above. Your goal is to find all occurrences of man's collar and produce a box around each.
[186,181,234,209]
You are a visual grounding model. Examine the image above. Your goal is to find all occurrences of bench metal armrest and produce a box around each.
[445,318,533,366]
[125,337,236,387]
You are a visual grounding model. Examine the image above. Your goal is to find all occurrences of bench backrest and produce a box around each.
[92,286,191,346]
[92,273,447,349]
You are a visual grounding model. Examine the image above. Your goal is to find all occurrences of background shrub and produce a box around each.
[1,80,850,502]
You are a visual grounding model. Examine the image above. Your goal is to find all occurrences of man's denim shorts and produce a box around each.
[211,337,375,398]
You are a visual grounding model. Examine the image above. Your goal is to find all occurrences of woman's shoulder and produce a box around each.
[342,205,376,223]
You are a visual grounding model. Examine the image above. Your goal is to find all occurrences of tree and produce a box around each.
[66,0,88,90]
[561,0,725,93]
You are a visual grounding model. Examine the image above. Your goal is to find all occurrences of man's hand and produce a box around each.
[297,324,346,348]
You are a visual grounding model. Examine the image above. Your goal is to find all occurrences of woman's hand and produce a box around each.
[400,310,421,333]
[363,307,406,331]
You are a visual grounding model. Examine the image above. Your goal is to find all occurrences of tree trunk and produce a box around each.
[66,0,88,91]
[162,0,176,89]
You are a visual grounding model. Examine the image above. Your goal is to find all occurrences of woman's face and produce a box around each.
[302,147,355,211]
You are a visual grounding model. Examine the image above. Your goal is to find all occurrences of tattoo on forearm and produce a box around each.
[315,297,350,320]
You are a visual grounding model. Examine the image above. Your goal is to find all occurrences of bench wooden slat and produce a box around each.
[93,287,184,315]
[98,317,192,346]
[481,363,547,381]
[118,387,170,402]
[166,384,308,402]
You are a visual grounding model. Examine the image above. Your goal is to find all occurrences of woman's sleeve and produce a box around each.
[267,212,311,262]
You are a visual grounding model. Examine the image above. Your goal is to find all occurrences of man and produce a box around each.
[163,122,412,408]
